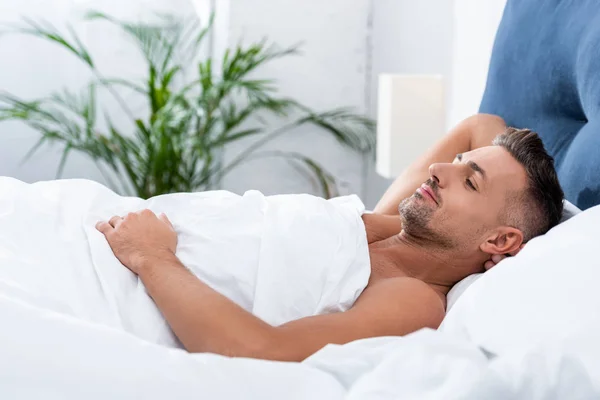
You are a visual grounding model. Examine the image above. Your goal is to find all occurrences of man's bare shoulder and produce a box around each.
[351,277,446,334]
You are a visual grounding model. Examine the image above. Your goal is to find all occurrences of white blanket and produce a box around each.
[3,296,599,399]
[0,177,370,347]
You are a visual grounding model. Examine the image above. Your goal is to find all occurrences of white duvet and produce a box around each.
[2,177,600,399]
[3,295,600,399]
[0,177,370,347]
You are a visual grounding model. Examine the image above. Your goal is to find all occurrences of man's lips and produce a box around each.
[418,184,438,205]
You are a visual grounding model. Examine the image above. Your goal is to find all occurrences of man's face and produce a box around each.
[399,146,528,250]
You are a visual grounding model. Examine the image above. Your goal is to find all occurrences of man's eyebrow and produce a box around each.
[467,160,486,179]
[456,153,486,179]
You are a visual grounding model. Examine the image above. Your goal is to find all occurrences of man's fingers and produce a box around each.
[139,209,155,217]
[491,254,503,264]
[95,221,113,235]
[109,215,122,228]
[487,243,527,269]
[508,244,526,257]
[159,213,173,228]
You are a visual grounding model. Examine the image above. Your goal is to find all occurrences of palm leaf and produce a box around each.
[85,10,181,78]
[294,107,376,153]
[209,128,264,147]
[84,83,97,136]
[243,150,338,198]
[0,92,59,123]
[161,66,181,89]
[222,41,300,83]
[217,105,375,182]
[20,136,47,165]
[181,12,214,62]
[15,18,94,68]
[56,145,72,179]
[98,78,147,95]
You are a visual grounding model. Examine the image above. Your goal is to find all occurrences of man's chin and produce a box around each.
[399,194,430,215]
[399,199,427,225]
[399,207,457,249]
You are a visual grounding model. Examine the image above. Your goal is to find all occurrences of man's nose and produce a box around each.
[428,163,455,187]
[428,163,441,186]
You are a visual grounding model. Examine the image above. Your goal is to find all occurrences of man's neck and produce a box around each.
[370,231,487,293]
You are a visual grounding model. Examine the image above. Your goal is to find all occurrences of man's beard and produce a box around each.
[398,181,456,249]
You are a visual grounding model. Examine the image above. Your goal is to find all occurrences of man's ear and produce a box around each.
[479,227,524,258]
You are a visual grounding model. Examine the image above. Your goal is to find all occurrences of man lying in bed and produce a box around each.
[96,114,564,362]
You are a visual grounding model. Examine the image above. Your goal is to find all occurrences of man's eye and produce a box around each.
[466,179,476,191]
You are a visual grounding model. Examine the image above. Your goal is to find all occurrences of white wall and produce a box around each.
[365,0,454,207]
[449,0,506,128]
[222,0,372,198]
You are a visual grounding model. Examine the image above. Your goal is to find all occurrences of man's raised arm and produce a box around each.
[374,114,507,215]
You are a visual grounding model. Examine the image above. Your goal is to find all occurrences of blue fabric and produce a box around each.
[479,0,600,210]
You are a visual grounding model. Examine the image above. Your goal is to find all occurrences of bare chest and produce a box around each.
[366,247,404,287]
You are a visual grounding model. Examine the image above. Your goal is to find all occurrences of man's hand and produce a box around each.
[95,209,177,274]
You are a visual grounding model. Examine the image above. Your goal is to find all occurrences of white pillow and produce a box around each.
[560,199,584,223]
[446,273,483,312]
[445,200,581,312]
[440,202,600,355]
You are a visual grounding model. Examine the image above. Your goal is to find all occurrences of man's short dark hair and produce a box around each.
[493,128,564,242]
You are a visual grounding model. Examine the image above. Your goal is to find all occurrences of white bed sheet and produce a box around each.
[3,293,600,400]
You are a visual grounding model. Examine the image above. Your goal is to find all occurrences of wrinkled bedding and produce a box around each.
[0,177,370,347]
[2,177,600,399]
[3,296,600,399]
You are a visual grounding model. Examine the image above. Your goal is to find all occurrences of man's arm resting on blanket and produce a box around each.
[374,113,507,215]
[96,211,444,361]
[138,253,445,362]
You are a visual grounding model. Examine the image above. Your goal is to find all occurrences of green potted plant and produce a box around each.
[0,12,375,199]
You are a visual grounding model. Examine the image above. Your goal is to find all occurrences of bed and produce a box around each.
[4,0,600,398]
